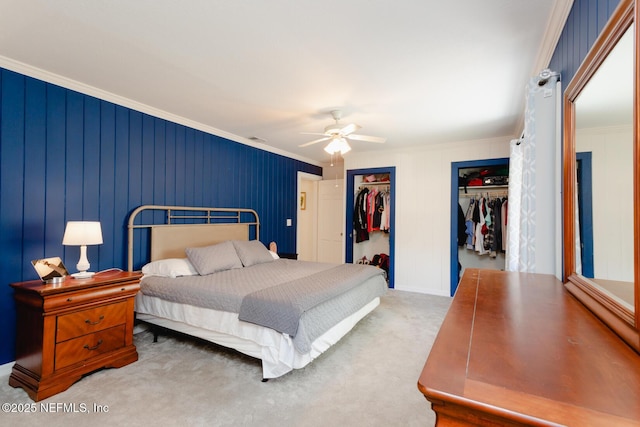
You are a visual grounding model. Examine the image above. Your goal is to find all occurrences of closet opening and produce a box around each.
[450,158,509,296]
[346,167,395,288]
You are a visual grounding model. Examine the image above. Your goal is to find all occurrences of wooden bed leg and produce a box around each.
[261,378,269,383]
[152,327,159,343]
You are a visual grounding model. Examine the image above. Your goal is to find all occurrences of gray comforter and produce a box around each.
[140,259,387,352]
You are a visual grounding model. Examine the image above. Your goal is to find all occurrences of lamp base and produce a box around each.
[71,271,95,279]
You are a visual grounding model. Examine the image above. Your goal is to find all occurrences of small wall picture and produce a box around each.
[300,192,306,210]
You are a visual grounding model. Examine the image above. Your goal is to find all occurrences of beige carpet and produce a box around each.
[0,290,451,427]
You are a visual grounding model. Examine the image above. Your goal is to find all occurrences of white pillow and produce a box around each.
[186,241,243,275]
[269,251,280,259]
[141,258,199,278]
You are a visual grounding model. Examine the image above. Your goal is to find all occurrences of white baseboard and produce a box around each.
[0,361,14,376]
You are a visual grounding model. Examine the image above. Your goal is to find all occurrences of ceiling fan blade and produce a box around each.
[339,123,361,136]
[300,132,329,136]
[348,134,387,143]
[299,136,330,147]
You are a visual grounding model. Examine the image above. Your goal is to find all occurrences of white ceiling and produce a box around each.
[0,0,572,164]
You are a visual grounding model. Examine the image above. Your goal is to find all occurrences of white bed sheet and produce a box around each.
[135,293,380,379]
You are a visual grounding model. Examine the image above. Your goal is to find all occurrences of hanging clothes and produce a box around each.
[366,187,376,232]
[370,189,385,232]
[461,194,507,257]
[465,198,476,249]
[384,191,391,231]
[474,198,489,255]
[490,198,504,256]
[501,199,508,251]
[380,191,389,232]
[355,185,392,242]
[354,187,370,243]
[457,203,467,247]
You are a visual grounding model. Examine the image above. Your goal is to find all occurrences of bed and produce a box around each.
[127,205,387,380]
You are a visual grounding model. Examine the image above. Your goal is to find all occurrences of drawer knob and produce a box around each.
[84,340,103,351]
[85,315,105,326]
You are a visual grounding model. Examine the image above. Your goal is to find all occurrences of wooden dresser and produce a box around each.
[9,270,142,401]
[418,268,640,426]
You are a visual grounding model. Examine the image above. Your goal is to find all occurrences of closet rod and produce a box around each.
[358,184,390,191]
[459,192,507,199]
[459,185,507,194]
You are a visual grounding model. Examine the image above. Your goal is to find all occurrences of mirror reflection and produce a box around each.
[574,23,634,311]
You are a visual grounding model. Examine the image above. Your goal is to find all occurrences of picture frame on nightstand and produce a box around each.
[31,257,70,283]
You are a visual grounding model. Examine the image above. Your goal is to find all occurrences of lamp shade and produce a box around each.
[324,137,351,155]
[62,221,103,246]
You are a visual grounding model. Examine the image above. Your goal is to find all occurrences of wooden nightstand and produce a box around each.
[8,270,142,401]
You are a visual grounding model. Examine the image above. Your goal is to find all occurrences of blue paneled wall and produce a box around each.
[548,0,622,86]
[0,68,321,364]
[547,0,621,281]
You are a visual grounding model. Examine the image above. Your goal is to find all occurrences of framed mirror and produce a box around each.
[563,0,640,352]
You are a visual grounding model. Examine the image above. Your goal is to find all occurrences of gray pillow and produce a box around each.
[185,241,243,275]
[232,240,274,267]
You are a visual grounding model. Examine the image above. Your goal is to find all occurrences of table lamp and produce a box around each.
[62,221,103,278]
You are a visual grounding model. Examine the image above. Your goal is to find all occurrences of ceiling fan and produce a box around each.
[299,110,386,155]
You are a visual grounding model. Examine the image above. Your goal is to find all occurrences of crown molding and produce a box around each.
[535,0,575,74]
[0,55,323,168]
[513,0,574,136]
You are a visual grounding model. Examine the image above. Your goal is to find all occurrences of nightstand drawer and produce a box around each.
[56,301,127,342]
[55,325,126,370]
[45,281,139,311]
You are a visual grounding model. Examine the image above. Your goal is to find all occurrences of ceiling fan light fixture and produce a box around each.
[299,109,385,152]
[324,137,351,155]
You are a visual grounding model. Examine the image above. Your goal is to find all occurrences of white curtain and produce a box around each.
[506,78,538,272]
[506,71,561,275]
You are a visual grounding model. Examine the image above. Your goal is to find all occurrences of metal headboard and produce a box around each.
[127,205,260,271]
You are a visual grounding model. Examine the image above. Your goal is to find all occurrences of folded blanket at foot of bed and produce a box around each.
[238,264,385,336]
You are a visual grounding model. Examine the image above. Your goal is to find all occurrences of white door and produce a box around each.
[297,172,321,261]
[317,179,344,263]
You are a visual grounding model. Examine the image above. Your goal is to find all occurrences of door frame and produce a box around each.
[346,167,396,288]
[450,158,509,296]
[576,152,594,277]
[297,171,322,260]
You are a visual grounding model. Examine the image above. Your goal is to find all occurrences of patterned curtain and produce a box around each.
[506,79,538,272]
